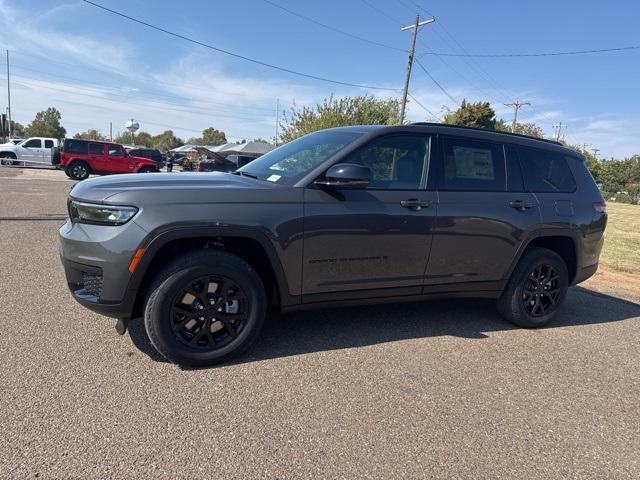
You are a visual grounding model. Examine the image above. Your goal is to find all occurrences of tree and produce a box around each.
[152,130,183,151]
[187,127,227,146]
[10,121,25,138]
[279,95,401,143]
[252,137,269,143]
[202,127,226,145]
[443,100,497,130]
[25,107,66,138]
[495,120,544,138]
[73,129,107,141]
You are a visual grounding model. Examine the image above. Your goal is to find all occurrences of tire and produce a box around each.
[144,250,267,367]
[497,247,569,328]
[0,153,17,166]
[67,161,91,180]
[138,166,156,173]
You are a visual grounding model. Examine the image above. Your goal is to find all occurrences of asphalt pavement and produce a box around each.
[1,168,639,479]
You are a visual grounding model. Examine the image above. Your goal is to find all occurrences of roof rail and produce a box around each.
[410,122,563,146]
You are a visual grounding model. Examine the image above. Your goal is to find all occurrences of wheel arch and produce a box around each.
[506,230,580,286]
[129,226,294,319]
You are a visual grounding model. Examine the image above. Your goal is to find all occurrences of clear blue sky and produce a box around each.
[1,0,638,157]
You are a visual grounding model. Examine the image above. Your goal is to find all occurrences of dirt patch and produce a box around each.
[581,265,640,304]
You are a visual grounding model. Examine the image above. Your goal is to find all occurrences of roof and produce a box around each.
[411,122,562,146]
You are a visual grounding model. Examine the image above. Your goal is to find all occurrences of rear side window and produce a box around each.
[64,140,88,154]
[44,140,54,148]
[505,145,524,192]
[439,137,506,191]
[89,144,104,155]
[518,147,576,193]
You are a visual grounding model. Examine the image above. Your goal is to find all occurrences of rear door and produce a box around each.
[302,133,437,299]
[425,136,540,290]
[88,143,106,171]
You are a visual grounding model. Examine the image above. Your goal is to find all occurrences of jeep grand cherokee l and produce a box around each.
[59,123,607,366]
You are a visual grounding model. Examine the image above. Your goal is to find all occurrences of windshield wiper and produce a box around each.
[232,171,258,179]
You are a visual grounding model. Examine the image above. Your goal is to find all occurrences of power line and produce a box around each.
[81,0,399,92]
[260,0,405,52]
[420,45,640,58]
[358,0,403,24]
[414,58,459,106]
[407,92,440,121]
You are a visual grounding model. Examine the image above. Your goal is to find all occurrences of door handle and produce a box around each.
[400,199,432,211]
[509,200,535,211]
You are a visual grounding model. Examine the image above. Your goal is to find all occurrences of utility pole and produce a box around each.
[591,147,600,159]
[6,50,11,139]
[581,143,591,154]
[552,122,568,142]
[109,122,113,141]
[504,100,530,132]
[275,98,279,146]
[399,14,435,124]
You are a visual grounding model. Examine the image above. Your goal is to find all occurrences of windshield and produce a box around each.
[237,130,364,185]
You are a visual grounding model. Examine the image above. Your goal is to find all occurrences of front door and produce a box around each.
[302,134,437,300]
[19,138,42,164]
[106,144,130,173]
[425,136,540,289]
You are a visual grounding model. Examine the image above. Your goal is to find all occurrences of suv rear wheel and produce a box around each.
[138,166,156,173]
[67,161,91,180]
[497,247,568,328]
[144,250,267,367]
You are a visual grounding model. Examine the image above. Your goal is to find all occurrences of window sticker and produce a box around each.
[452,146,495,180]
[266,174,282,182]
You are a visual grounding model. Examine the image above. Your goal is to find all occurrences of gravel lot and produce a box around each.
[1,168,639,479]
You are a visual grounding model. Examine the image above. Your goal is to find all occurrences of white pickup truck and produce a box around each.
[0,137,59,166]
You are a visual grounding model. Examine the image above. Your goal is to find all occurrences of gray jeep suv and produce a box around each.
[59,123,607,366]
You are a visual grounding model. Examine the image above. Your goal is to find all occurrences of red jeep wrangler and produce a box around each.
[58,139,159,180]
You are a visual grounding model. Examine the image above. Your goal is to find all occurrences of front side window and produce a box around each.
[339,134,430,190]
[237,130,364,185]
[108,145,124,157]
[439,137,506,191]
[23,139,42,148]
[518,147,576,193]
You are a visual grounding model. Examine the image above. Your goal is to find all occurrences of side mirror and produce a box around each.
[315,163,371,190]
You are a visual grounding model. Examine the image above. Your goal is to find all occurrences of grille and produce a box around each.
[81,272,103,298]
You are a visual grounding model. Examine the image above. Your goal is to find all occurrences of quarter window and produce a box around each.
[518,147,576,193]
[439,137,506,191]
[339,135,430,190]
[64,140,87,154]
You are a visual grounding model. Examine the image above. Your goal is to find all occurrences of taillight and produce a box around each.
[197,164,204,172]
[593,202,606,213]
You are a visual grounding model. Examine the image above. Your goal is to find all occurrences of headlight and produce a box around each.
[68,200,138,226]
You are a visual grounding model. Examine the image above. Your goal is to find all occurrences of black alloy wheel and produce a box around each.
[521,264,560,317]
[69,162,89,180]
[170,275,248,350]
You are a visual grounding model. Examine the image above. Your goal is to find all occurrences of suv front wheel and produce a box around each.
[144,250,267,367]
[497,247,569,328]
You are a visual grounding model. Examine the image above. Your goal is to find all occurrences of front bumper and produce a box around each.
[59,219,147,319]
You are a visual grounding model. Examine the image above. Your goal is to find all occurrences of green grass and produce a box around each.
[600,202,640,273]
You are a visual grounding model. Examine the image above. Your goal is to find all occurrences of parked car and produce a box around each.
[127,148,165,166]
[59,123,607,367]
[197,154,256,172]
[57,139,159,180]
[0,137,59,166]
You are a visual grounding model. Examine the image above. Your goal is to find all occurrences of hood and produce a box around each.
[69,171,276,203]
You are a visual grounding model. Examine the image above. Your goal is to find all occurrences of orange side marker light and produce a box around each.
[129,248,145,273]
